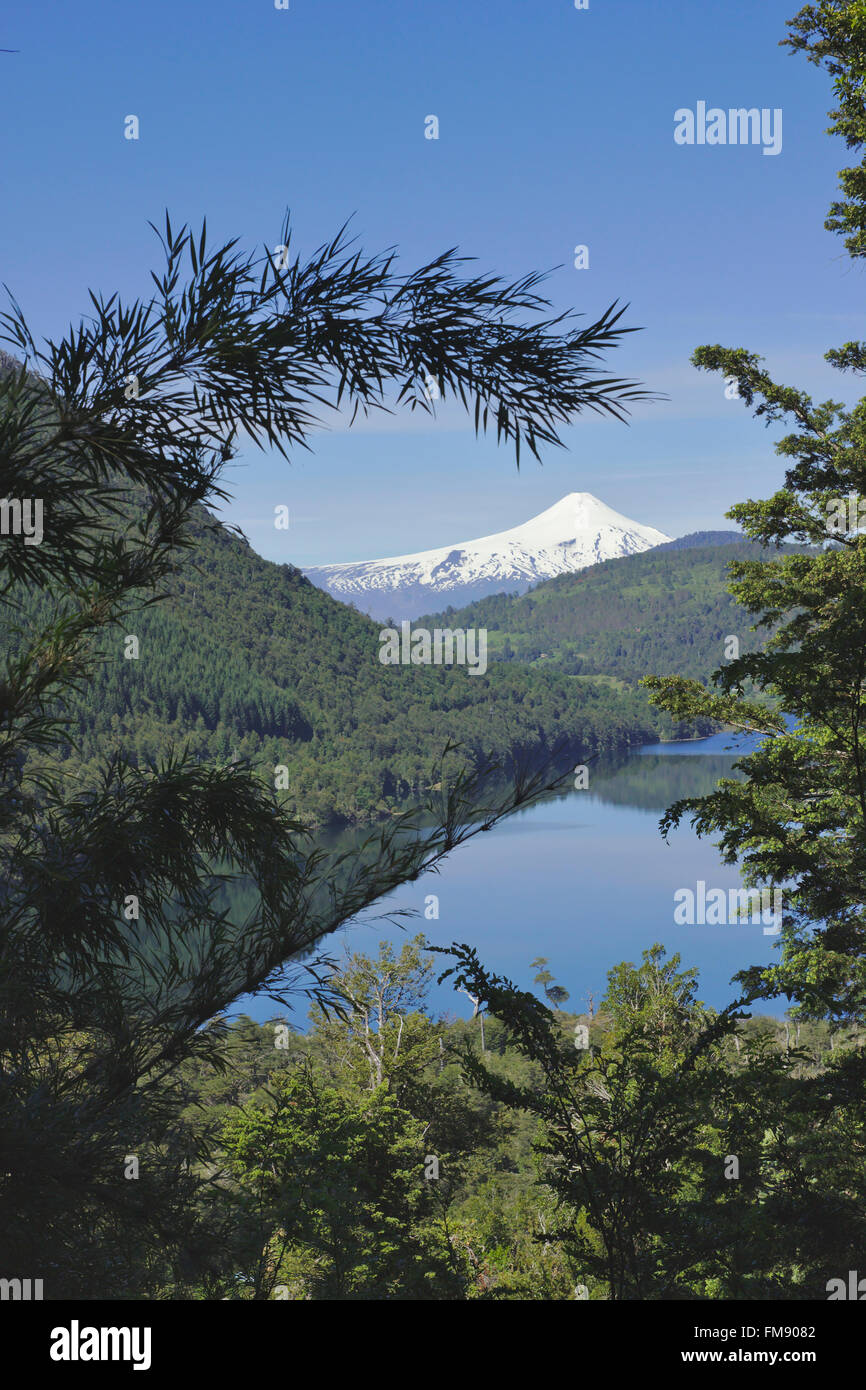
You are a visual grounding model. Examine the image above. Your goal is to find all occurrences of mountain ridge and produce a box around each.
[303,492,671,619]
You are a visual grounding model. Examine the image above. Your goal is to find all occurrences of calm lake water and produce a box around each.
[237,729,785,1026]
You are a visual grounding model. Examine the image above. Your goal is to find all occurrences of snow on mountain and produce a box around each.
[303,493,672,620]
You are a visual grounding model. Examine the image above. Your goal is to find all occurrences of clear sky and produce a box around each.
[1,0,858,566]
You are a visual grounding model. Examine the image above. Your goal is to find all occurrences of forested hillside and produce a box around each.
[421,537,792,684]
[1,516,776,826]
[5,504,707,825]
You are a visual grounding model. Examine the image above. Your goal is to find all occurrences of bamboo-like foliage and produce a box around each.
[0,215,647,1291]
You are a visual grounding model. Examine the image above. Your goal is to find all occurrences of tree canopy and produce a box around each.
[0,215,647,1291]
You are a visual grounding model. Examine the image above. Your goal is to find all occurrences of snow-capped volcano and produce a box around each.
[303,493,671,620]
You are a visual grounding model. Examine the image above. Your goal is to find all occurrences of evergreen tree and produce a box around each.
[0,214,645,1294]
[644,0,866,1023]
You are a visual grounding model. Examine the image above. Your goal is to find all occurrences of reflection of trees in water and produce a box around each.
[213,751,745,955]
[386,750,743,818]
[586,753,744,811]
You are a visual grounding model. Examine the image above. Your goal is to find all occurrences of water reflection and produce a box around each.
[230,732,784,1023]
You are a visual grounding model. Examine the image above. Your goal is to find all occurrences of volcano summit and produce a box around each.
[303,493,671,620]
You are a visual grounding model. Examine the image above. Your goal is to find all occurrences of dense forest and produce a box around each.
[5,0,866,1324]
[1,509,766,827]
[421,533,798,684]
[101,935,864,1301]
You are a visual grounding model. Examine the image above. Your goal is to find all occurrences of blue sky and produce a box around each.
[1,0,858,565]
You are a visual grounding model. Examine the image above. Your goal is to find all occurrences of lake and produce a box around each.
[236,729,785,1025]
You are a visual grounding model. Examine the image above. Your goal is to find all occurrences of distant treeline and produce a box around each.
[2,515,763,825]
